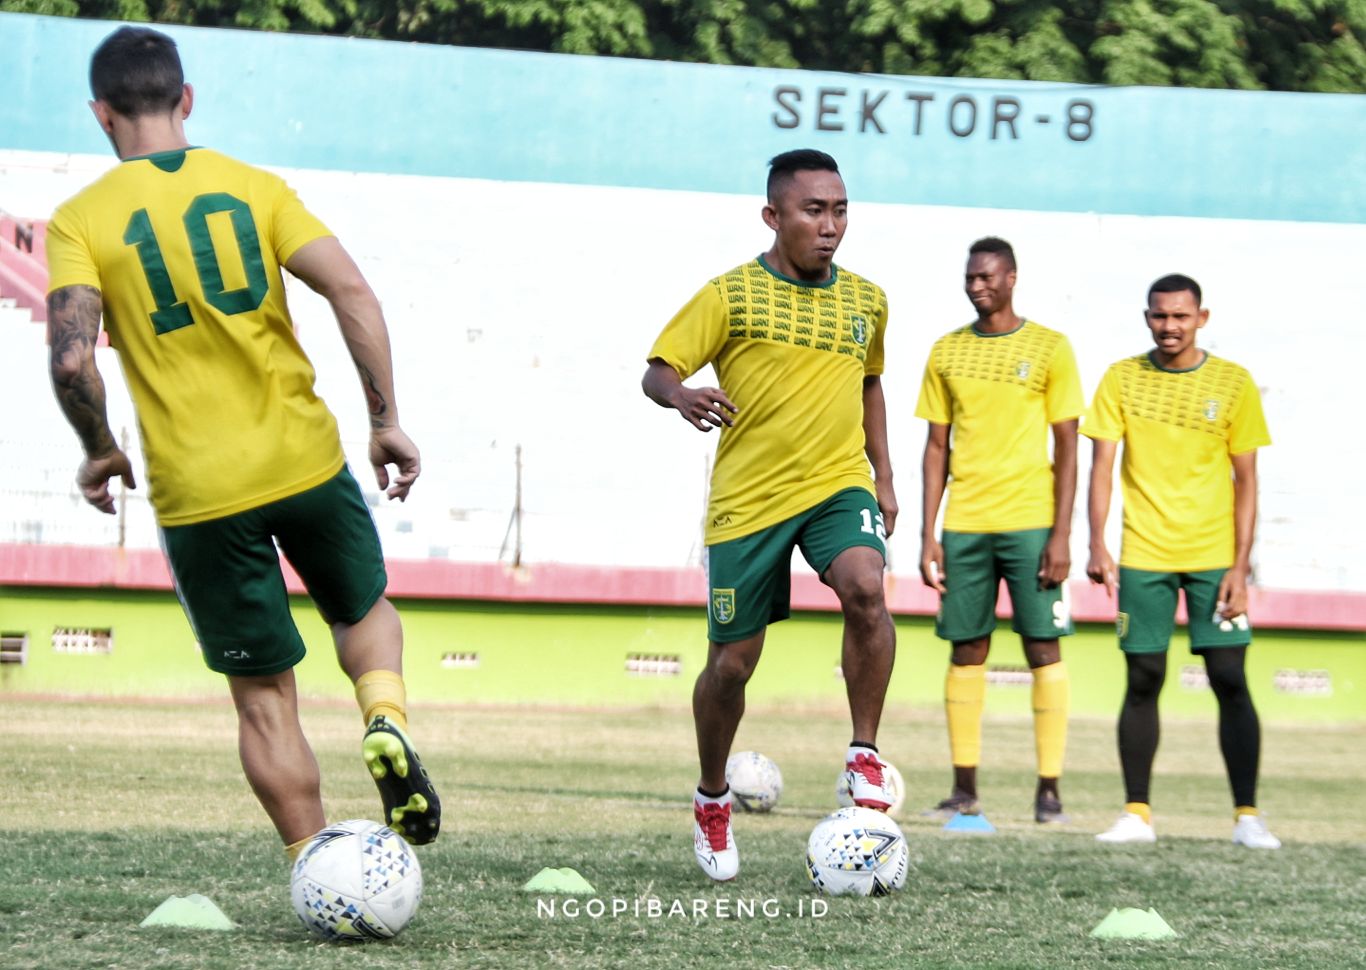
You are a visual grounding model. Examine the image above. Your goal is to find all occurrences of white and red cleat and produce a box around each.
[844,748,893,811]
[693,792,739,881]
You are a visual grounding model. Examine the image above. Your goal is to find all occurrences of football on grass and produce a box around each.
[806,806,909,897]
[725,750,784,813]
[291,819,422,942]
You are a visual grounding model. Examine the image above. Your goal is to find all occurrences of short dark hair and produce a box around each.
[968,236,1016,271]
[90,26,184,118]
[767,149,840,201]
[1148,273,1202,306]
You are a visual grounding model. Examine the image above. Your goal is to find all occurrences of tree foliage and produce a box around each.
[2,0,1361,92]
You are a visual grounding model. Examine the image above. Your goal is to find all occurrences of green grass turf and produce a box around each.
[2,699,1363,969]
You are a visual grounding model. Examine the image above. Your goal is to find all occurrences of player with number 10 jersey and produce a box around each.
[47,147,341,525]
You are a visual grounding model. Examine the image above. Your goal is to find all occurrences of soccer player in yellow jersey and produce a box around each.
[1085,274,1279,849]
[643,150,898,881]
[45,27,440,855]
[917,238,1083,824]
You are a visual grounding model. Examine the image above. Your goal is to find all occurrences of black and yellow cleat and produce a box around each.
[362,715,441,845]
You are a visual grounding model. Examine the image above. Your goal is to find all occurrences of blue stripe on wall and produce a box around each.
[2,12,1362,223]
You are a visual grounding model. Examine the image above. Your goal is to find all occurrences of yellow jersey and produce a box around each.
[915,320,1083,532]
[649,256,887,545]
[46,147,343,526]
[1082,351,1270,571]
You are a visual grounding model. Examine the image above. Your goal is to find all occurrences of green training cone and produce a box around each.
[1090,907,1178,940]
[522,867,596,894]
[139,894,236,931]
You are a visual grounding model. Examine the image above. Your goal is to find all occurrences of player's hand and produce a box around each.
[1086,545,1118,598]
[1216,566,1250,621]
[1038,531,1071,589]
[920,537,946,593]
[370,426,421,502]
[671,385,737,432]
[875,480,899,539]
[76,449,136,515]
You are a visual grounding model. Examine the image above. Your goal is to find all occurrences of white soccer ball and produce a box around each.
[806,806,909,897]
[291,819,423,942]
[725,750,784,813]
[835,757,906,817]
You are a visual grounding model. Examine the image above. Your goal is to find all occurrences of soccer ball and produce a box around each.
[835,756,906,817]
[807,806,909,897]
[725,750,784,813]
[291,819,423,942]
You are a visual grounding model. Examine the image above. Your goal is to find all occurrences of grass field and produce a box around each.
[2,697,1364,969]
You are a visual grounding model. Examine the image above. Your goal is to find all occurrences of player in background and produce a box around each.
[45,26,440,855]
[916,238,1082,824]
[1085,274,1279,848]
[643,149,898,881]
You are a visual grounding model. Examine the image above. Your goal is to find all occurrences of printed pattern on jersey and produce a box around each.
[927,321,1063,399]
[1113,353,1250,437]
[711,261,884,363]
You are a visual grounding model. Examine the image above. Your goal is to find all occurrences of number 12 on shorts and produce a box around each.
[859,508,887,542]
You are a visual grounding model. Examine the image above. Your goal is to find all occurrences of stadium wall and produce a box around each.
[1,14,1363,710]
[2,584,1362,723]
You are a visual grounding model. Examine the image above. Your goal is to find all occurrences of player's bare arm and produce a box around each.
[47,284,136,514]
[641,358,738,432]
[862,375,897,537]
[1219,450,1259,619]
[1038,418,1078,589]
[1085,437,1119,598]
[919,422,950,593]
[284,236,420,501]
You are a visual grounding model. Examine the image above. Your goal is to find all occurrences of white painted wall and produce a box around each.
[3,148,1362,590]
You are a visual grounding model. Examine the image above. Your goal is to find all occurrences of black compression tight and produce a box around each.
[1116,647,1260,808]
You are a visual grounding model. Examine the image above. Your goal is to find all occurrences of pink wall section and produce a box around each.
[3,542,1363,632]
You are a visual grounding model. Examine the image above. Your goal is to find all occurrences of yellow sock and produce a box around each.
[285,836,313,862]
[355,669,408,732]
[1031,661,1070,779]
[1125,801,1152,824]
[945,663,986,768]
[1234,805,1259,819]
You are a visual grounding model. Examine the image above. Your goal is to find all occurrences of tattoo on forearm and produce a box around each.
[356,362,389,429]
[47,286,116,456]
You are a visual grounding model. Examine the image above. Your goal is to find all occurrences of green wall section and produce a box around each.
[1,587,1361,722]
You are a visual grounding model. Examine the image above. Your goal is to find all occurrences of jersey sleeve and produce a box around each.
[863,290,889,376]
[647,282,728,380]
[1228,372,1272,454]
[269,177,333,264]
[45,205,101,294]
[1081,364,1124,441]
[913,346,951,424]
[1044,334,1085,423]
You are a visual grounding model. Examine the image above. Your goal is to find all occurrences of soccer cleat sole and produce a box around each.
[362,720,441,846]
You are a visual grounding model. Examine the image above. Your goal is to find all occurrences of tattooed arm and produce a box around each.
[283,236,419,500]
[47,285,136,514]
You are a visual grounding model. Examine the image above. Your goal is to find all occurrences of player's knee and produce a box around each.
[951,639,990,666]
[707,642,760,688]
[1023,639,1060,667]
[1124,654,1167,699]
[836,572,887,623]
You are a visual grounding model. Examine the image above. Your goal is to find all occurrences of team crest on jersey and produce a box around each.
[1116,612,1130,639]
[711,588,737,625]
[1016,360,1032,380]
[849,314,868,346]
[1203,400,1219,421]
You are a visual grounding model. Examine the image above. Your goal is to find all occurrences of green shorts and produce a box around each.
[705,487,886,643]
[1116,567,1252,654]
[161,465,387,677]
[935,528,1073,642]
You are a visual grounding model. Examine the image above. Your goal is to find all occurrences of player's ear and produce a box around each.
[180,83,194,120]
[1197,307,1210,329]
[88,100,114,135]
[761,202,779,233]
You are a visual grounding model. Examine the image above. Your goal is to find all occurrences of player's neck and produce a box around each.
[973,308,1021,334]
[762,246,833,285]
[113,117,191,161]
[1151,345,1206,371]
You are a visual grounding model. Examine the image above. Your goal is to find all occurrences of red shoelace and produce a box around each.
[848,751,885,787]
[695,802,731,850]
